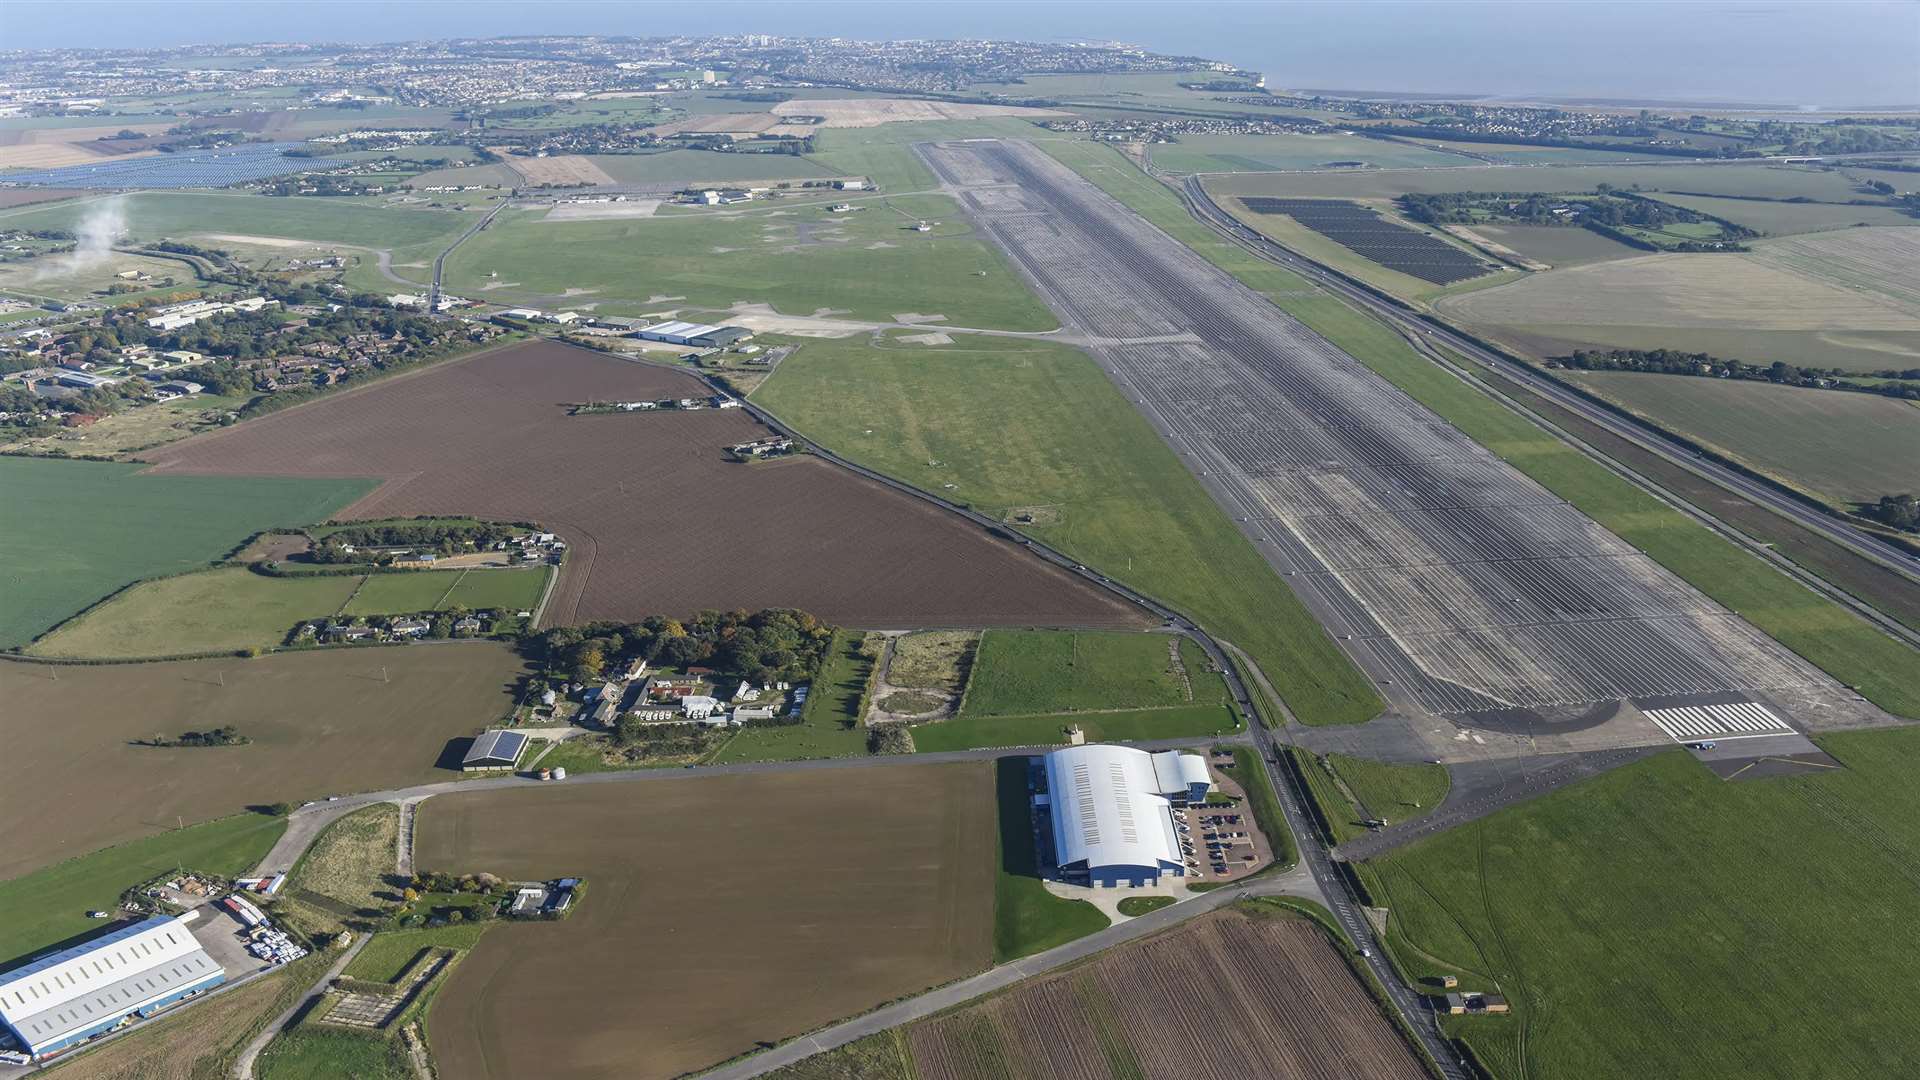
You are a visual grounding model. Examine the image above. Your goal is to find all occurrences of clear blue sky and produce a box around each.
[10,1,1918,108]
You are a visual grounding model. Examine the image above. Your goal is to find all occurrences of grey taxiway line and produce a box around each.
[1177,175,1920,646]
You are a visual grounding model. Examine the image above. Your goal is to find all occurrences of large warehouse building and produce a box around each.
[0,912,225,1060]
[1040,745,1214,888]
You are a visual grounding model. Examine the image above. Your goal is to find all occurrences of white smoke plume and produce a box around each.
[30,195,128,281]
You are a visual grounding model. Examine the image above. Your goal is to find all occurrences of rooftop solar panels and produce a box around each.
[1238,197,1494,285]
[0,143,343,190]
[463,729,528,768]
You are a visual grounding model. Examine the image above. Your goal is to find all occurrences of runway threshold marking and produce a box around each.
[1643,701,1795,742]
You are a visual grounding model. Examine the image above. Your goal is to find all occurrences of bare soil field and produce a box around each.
[906,905,1427,1080]
[0,644,525,881]
[772,98,1064,128]
[501,154,617,187]
[417,762,995,1080]
[143,341,1144,630]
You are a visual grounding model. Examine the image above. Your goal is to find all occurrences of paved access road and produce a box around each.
[251,736,1251,878]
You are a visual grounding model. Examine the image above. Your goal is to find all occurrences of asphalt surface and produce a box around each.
[1178,175,1920,650]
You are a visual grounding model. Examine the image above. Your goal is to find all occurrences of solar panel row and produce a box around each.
[0,142,342,190]
[1239,197,1494,285]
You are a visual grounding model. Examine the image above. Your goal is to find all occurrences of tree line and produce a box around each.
[1560,348,1920,401]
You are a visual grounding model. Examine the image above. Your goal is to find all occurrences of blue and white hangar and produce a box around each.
[0,912,225,1061]
[1038,745,1214,888]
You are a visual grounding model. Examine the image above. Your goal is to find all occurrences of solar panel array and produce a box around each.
[1239,197,1493,284]
[0,143,341,190]
[924,139,1823,715]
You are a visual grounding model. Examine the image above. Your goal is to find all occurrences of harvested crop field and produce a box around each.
[905,905,1426,1080]
[0,644,524,881]
[142,341,1144,630]
[1748,227,1920,314]
[1564,372,1920,506]
[497,153,615,186]
[417,762,995,1080]
[773,98,1064,128]
[1438,247,1920,372]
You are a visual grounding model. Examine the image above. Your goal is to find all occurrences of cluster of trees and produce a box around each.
[528,608,833,687]
[1561,348,1920,401]
[258,174,384,197]
[138,725,249,748]
[1862,494,1919,532]
[311,519,528,563]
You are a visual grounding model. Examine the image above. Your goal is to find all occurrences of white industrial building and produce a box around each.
[1039,745,1214,888]
[0,913,225,1060]
[631,320,751,349]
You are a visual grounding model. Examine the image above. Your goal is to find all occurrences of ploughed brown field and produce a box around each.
[144,341,1145,630]
[907,906,1427,1080]
[0,645,525,881]
[416,762,995,1080]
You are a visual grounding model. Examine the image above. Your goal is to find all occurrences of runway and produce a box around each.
[922,139,1828,718]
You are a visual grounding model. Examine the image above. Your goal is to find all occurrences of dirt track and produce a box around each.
[143,341,1146,631]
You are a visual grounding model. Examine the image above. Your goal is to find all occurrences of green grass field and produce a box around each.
[343,923,493,983]
[962,630,1216,716]
[1361,728,1920,1079]
[1149,133,1468,174]
[754,333,1380,725]
[0,191,472,250]
[1203,162,1894,202]
[1327,753,1449,825]
[258,1028,410,1080]
[443,191,1056,330]
[1039,139,1920,719]
[581,150,831,184]
[1646,191,1920,236]
[709,629,874,763]
[29,567,360,658]
[30,563,545,659]
[0,458,371,650]
[1291,749,1450,845]
[1566,372,1920,507]
[0,814,285,966]
[342,567,549,616]
[1219,748,1294,868]
[802,117,1059,195]
[992,756,1107,961]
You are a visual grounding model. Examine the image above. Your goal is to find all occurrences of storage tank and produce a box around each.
[552,767,568,781]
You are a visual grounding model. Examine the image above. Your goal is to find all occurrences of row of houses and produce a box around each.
[294,611,491,644]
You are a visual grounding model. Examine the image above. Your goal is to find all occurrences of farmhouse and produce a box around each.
[1444,992,1511,1015]
[462,729,529,771]
[0,913,224,1060]
[1039,745,1214,888]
